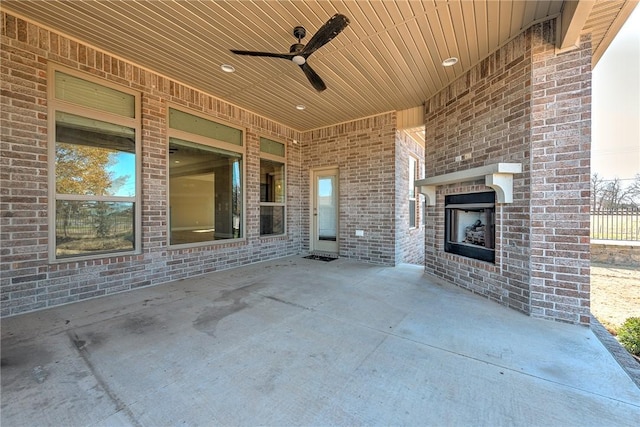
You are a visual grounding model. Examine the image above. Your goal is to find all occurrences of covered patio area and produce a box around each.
[2,256,639,426]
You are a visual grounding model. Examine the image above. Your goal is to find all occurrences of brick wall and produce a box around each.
[424,26,532,315]
[0,12,303,316]
[395,130,425,265]
[423,22,592,325]
[0,12,421,316]
[529,25,592,325]
[301,114,397,265]
[591,242,640,267]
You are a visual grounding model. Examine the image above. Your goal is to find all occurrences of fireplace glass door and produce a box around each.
[445,192,495,263]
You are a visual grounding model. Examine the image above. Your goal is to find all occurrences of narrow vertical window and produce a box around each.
[49,68,140,260]
[260,138,286,236]
[409,156,417,228]
[168,108,244,245]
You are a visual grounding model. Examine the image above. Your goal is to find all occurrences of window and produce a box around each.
[409,156,417,228]
[49,67,140,260]
[260,137,286,236]
[168,108,244,245]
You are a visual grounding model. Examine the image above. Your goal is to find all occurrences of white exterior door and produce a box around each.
[311,168,339,253]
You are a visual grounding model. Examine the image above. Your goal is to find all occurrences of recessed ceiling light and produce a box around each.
[442,57,458,67]
[221,64,235,73]
[295,104,306,111]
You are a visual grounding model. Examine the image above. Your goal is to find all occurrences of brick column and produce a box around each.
[529,23,592,325]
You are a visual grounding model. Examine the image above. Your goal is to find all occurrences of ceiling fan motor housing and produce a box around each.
[290,41,306,65]
[289,43,305,53]
[293,26,306,40]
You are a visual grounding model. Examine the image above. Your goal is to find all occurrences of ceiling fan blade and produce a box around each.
[300,63,326,92]
[230,14,348,91]
[230,50,293,60]
[301,14,350,57]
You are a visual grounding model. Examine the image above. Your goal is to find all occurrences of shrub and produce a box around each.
[617,317,640,356]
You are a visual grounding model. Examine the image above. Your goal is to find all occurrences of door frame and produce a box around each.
[310,166,339,254]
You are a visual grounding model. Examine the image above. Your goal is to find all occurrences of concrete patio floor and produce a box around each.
[2,256,639,426]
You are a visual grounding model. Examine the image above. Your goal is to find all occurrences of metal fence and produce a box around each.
[56,201,134,239]
[591,208,640,241]
[56,213,133,238]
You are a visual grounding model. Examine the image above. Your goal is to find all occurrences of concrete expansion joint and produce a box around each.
[66,330,142,427]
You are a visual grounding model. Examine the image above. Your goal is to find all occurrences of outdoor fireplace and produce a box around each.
[445,191,495,263]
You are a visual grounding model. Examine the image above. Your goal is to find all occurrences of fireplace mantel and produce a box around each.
[416,163,522,206]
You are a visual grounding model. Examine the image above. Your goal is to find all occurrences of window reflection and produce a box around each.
[260,159,285,236]
[318,176,337,241]
[55,201,134,258]
[260,160,285,203]
[54,111,137,258]
[169,138,242,245]
[55,112,135,197]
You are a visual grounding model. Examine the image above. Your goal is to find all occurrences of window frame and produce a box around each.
[259,137,287,237]
[409,155,418,229]
[47,64,142,262]
[166,105,246,248]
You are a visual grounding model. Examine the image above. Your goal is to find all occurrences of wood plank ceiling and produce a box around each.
[2,0,636,131]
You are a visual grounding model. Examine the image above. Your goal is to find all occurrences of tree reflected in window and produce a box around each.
[54,113,136,258]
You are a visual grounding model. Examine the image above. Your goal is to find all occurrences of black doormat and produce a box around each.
[303,254,337,262]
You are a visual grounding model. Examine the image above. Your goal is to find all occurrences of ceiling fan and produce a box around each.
[230,14,350,92]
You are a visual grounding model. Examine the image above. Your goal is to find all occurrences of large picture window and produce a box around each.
[49,68,140,260]
[168,108,244,245]
[260,138,286,236]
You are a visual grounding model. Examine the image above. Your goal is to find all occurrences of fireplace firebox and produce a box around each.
[445,191,495,263]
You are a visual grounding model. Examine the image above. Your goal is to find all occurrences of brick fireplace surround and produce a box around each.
[423,21,591,325]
